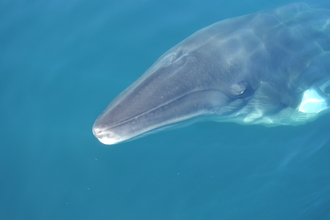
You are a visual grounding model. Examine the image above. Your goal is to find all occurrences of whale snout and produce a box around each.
[92,126,123,145]
[92,88,232,145]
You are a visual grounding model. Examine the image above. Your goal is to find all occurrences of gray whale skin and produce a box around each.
[93,3,330,145]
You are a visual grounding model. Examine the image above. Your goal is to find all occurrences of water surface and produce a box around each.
[1,0,330,219]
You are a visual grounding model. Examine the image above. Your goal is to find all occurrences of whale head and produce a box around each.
[93,41,249,144]
[93,3,330,145]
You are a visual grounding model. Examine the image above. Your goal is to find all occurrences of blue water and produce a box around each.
[1,0,330,219]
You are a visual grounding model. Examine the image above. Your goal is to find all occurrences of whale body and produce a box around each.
[93,3,330,145]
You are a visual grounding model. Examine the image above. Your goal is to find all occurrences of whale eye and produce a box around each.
[230,81,247,96]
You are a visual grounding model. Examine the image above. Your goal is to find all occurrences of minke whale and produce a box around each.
[93,3,330,145]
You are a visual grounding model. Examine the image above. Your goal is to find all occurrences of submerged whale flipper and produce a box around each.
[93,3,330,145]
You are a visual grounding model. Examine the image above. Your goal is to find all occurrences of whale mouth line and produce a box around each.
[98,88,226,130]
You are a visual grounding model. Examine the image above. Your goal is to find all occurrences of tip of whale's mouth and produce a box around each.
[92,127,123,145]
